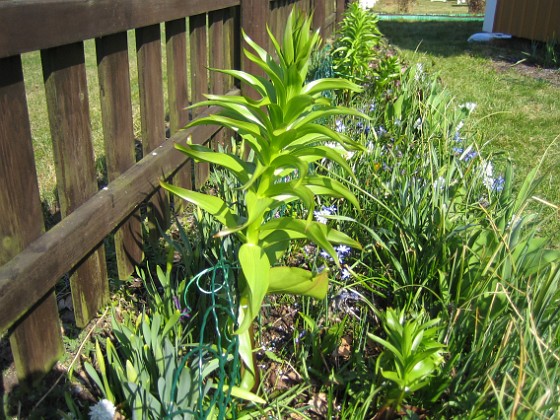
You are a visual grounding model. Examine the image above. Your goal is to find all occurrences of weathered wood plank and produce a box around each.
[189,13,210,188]
[222,7,238,90]
[165,19,190,134]
[96,32,143,279]
[41,43,108,328]
[0,54,63,381]
[312,0,326,36]
[209,9,229,149]
[0,0,241,59]
[241,0,268,98]
[0,92,239,333]
[209,10,225,97]
[136,24,170,235]
[166,18,193,193]
[336,0,345,25]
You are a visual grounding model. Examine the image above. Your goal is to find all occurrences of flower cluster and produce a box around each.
[314,205,337,224]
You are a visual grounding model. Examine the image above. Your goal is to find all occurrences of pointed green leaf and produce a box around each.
[268,267,329,299]
[161,182,241,231]
[236,244,270,334]
[175,143,252,184]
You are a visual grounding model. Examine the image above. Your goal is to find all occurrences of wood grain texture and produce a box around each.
[41,43,109,327]
[166,18,193,192]
[336,0,345,25]
[41,43,108,328]
[209,10,225,97]
[96,32,143,278]
[189,13,210,188]
[209,9,229,149]
[0,0,241,59]
[0,55,63,381]
[222,7,238,90]
[136,24,170,234]
[166,19,190,134]
[241,0,268,99]
[0,92,238,332]
[313,0,326,37]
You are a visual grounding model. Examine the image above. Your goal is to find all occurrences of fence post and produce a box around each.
[42,43,109,328]
[336,0,346,25]
[313,0,327,35]
[136,24,170,239]
[96,32,144,279]
[0,55,64,382]
[240,0,269,100]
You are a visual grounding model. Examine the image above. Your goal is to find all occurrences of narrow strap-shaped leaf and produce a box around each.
[268,267,328,299]
[302,77,363,96]
[259,217,362,250]
[291,145,355,178]
[305,175,361,210]
[236,244,270,334]
[264,182,315,210]
[174,143,252,184]
[160,182,241,231]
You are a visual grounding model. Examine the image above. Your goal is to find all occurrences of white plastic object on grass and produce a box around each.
[468,32,512,43]
[359,0,377,9]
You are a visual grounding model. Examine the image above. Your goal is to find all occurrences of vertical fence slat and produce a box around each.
[189,13,210,188]
[0,55,64,381]
[136,24,169,236]
[336,0,345,25]
[41,43,108,328]
[96,32,143,279]
[166,18,194,193]
[224,6,241,80]
[241,0,268,99]
[166,19,190,134]
[209,10,225,96]
[313,0,326,36]
[209,9,229,148]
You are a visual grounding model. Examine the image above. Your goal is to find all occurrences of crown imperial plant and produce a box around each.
[162,8,367,390]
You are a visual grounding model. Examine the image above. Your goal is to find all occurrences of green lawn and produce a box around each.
[372,0,472,15]
[378,19,560,243]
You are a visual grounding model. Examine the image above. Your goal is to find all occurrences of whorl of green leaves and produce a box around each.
[162,8,366,390]
[332,1,382,85]
[369,308,446,411]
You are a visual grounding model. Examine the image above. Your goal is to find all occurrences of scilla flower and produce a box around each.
[89,399,116,420]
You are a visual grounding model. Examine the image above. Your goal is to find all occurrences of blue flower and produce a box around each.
[341,269,351,280]
[463,150,478,162]
[493,175,505,192]
[314,206,335,223]
[336,244,351,261]
[335,119,346,133]
[173,296,190,320]
[376,126,387,136]
[453,132,463,142]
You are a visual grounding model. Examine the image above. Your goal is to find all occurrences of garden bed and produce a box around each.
[3,4,560,419]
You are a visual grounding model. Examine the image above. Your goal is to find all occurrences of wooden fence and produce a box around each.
[0,0,344,383]
[491,0,560,42]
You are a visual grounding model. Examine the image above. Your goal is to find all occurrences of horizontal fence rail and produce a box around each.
[0,0,344,383]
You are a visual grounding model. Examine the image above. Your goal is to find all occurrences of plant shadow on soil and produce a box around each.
[0,315,98,419]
